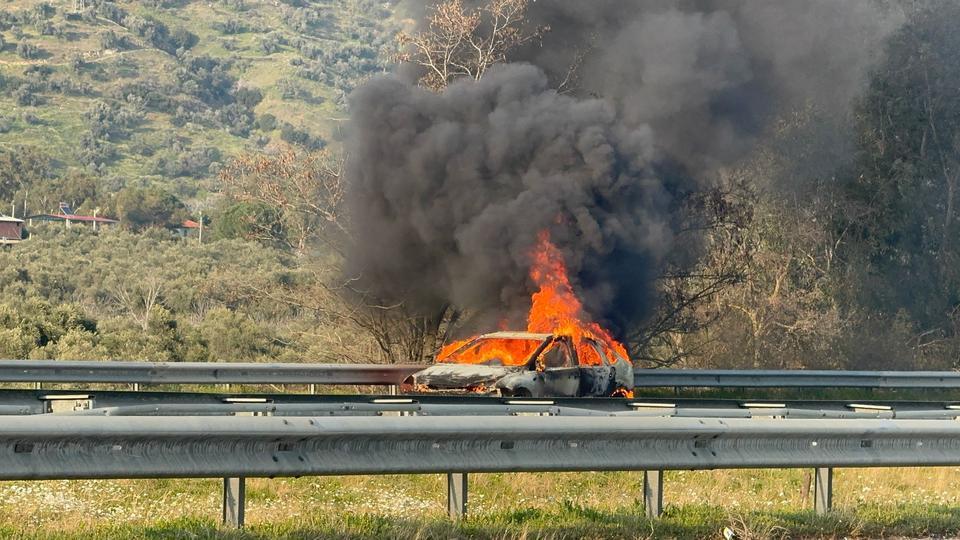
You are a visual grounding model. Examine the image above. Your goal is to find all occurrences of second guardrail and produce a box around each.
[5,414,960,478]
[3,359,959,389]
[1,414,959,524]
[634,368,960,388]
[0,359,425,385]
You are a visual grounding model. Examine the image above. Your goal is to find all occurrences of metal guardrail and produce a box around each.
[60,404,960,419]
[58,402,610,417]
[3,359,959,390]
[0,360,426,385]
[2,388,959,417]
[6,359,960,529]
[4,415,960,479]
[634,369,960,388]
[3,359,960,528]
[3,414,960,525]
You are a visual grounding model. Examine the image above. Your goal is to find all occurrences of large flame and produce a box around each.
[438,231,629,367]
[436,336,543,366]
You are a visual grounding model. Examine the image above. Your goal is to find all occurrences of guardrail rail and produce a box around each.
[4,359,960,528]
[0,359,426,386]
[4,359,959,390]
[634,368,960,388]
[3,414,960,525]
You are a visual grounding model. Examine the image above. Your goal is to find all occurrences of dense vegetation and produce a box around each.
[0,0,398,206]
[3,0,960,372]
[666,2,960,370]
[0,0,398,362]
[0,226,378,362]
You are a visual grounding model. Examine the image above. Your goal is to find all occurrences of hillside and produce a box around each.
[5,0,960,375]
[0,0,398,207]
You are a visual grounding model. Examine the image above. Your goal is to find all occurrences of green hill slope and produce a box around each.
[0,0,398,205]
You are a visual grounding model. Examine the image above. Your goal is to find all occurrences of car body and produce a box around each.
[411,331,634,397]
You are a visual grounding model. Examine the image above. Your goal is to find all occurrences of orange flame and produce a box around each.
[437,336,542,366]
[438,230,629,367]
[527,230,628,366]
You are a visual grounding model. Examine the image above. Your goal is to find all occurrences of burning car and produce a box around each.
[411,231,635,398]
[411,331,634,397]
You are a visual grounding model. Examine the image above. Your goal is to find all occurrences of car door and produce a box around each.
[536,338,581,396]
[577,339,616,396]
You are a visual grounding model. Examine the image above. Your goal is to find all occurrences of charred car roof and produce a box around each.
[471,331,553,340]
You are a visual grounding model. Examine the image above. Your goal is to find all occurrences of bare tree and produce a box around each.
[397,0,545,91]
[628,180,753,367]
[219,146,460,363]
[382,0,552,362]
[656,109,856,370]
[112,275,164,331]
[231,265,460,364]
[218,148,347,256]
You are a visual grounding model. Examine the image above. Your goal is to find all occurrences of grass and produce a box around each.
[6,508,960,540]
[3,469,960,538]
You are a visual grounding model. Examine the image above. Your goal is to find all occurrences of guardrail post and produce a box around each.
[222,477,245,527]
[643,470,663,518]
[814,467,832,514]
[447,472,467,519]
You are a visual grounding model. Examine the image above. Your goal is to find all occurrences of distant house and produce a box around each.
[174,218,199,233]
[173,219,204,241]
[0,216,24,246]
[26,203,119,230]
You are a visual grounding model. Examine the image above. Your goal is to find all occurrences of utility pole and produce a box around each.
[198,211,203,245]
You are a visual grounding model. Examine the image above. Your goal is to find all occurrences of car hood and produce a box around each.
[412,364,524,389]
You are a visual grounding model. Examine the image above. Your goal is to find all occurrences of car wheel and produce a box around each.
[509,387,533,398]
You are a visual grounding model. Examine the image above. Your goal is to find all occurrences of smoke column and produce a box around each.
[345,0,901,337]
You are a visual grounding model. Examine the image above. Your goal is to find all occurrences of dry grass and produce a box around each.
[2,468,960,538]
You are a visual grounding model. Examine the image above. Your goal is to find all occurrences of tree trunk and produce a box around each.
[943,170,956,255]
[419,305,451,363]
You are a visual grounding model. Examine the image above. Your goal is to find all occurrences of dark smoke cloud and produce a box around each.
[518,0,902,170]
[346,0,901,337]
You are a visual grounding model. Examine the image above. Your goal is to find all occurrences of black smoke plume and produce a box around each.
[345,0,900,338]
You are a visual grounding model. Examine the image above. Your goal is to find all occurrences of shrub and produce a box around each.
[280,122,325,150]
[13,85,41,106]
[198,308,273,362]
[258,32,286,54]
[16,41,42,59]
[114,186,188,230]
[255,113,276,132]
[99,30,130,51]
